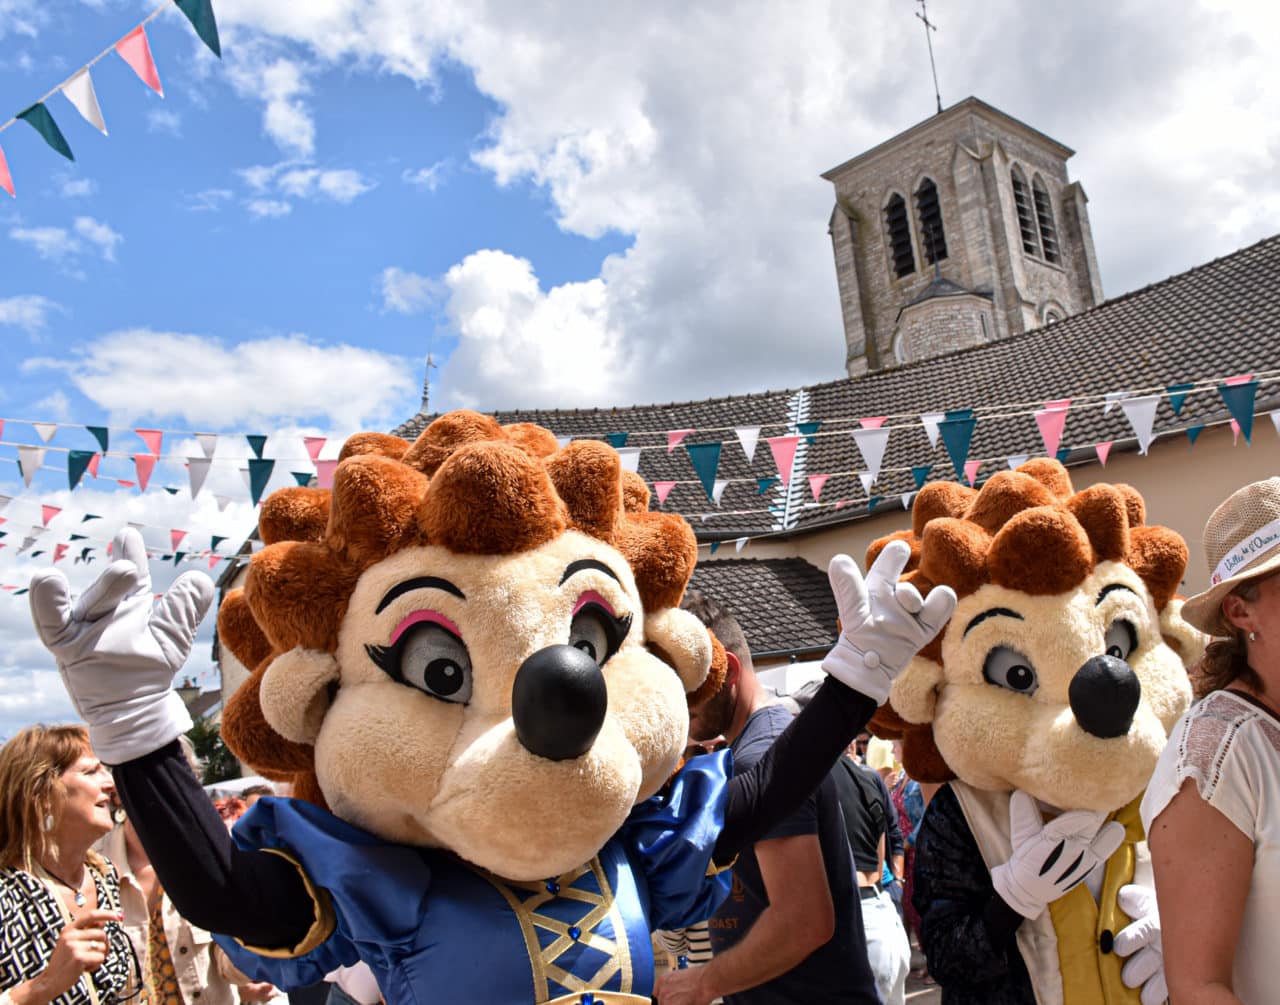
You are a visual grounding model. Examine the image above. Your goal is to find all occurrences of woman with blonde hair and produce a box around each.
[0,725,136,1005]
[1142,476,1280,1005]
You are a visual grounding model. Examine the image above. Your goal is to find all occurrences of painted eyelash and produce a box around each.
[365,643,395,674]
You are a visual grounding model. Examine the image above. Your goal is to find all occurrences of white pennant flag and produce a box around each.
[1103,391,1131,416]
[902,492,914,510]
[921,413,944,450]
[214,495,233,512]
[239,468,252,492]
[19,535,38,553]
[616,447,641,473]
[1007,454,1030,470]
[556,436,572,450]
[712,479,729,505]
[1270,410,1280,437]
[735,426,761,465]
[734,537,749,553]
[32,422,57,443]
[859,471,875,496]
[188,458,212,499]
[0,495,11,510]
[1121,395,1160,455]
[62,68,107,135]
[850,428,892,482]
[195,433,218,459]
[17,445,45,486]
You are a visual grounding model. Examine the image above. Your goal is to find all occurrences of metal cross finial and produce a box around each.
[420,352,438,412]
[915,0,943,114]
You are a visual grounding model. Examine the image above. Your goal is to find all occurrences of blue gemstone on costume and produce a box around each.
[569,925,581,940]
[546,880,560,894]
[580,996,596,1005]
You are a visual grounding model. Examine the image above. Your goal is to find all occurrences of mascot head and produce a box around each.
[215,411,726,879]
[872,459,1204,813]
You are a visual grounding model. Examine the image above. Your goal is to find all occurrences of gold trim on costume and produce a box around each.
[482,857,635,1002]
[544,993,650,1004]
[234,848,336,958]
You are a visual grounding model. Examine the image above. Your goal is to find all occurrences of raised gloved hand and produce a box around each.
[1115,883,1168,1005]
[820,540,956,704]
[29,527,215,764]
[991,790,1127,920]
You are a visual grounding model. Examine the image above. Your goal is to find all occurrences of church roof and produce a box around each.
[394,233,1280,541]
[903,274,991,307]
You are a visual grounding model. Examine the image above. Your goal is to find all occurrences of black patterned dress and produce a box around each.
[0,863,136,1005]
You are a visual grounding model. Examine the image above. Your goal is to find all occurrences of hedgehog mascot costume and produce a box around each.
[869,460,1206,1005]
[31,411,956,1005]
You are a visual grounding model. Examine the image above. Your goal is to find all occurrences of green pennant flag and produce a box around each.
[82,513,101,523]
[1187,425,1205,446]
[685,442,722,501]
[161,554,173,562]
[246,434,268,459]
[86,426,109,452]
[18,103,74,161]
[211,535,226,551]
[1166,382,1194,417]
[1218,380,1258,444]
[709,541,722,555]
[14,588,28,595]
[164,487,180,495]
[29,551,43,559]
[796,420,822,446]
[70,533,87,541]
[174,552,186,565]
[174,0,222,57]
[292,472,312,486]
[0,531,6,539]
[911,465,933,490]
[67,450,95,490]
[248,459,275,505]
[78,547,92,563]
[756,476,779,495]
[939,410,977,481]
[605,432,628,449]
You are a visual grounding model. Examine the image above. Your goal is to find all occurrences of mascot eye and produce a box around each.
[367,623,473,704]
[568,604,631,666]
[983,646,1039,696]
[1104,619,1138,661]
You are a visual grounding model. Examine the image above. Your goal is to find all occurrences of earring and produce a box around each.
[1250,631,1259,643]
[43,814,54,832]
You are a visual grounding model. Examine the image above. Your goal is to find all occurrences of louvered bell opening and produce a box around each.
[1033,180,1060,264]
[915,179,948,264]
[1012,173,1040,257]
[885,195,916,278]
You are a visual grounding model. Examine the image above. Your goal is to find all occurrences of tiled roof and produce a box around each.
[687,557,838,658]
[394,234,1280,539]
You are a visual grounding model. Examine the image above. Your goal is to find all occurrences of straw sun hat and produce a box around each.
[1181,477,1280,637]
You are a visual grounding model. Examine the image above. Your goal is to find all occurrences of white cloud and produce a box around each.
[147,108,183,136]
[59,177,97,198]
[402,161,449,192]
[0,294,61,335]
[11,226,78,261]
[224,52,315,157]
[73,217,122,262]
[379,266,438,314]
[23,329,417,431]
[246,198,292,218]
[188,188,234,212]
[32,389,71,422]
[277,167,374,203]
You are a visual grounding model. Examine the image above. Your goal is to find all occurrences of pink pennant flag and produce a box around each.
[303,436,327,463]
[1033,399,1071,458]
[135,428,163,456]
[1225,374,1254,386]
[0,418,4,439]
[654,481,677,505]
[667,429,694,453]
[170,529,187,551]
[208,555,222,570]
[860,417,887,429]
[808,474,830,502]
[40,505,61,527]
[964,460,982,486]
[116,480,136,488]
[53,543,69,563]
[116,26,164,96]
[1095,441,1113,467]
[834,500,849,510]
[0,142,13,198]
[87,452,101,478]
[133,454,157,491]
[316,460,339,489]
[767,435,801,487]
[1231,418,1241,445]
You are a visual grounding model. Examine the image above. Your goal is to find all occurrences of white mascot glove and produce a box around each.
[991,790,1127,920]
[29,527,215,764]
[820,540,956,704]
[1115,883,1168,1005]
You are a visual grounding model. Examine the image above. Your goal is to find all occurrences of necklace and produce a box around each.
[41,865,89,907]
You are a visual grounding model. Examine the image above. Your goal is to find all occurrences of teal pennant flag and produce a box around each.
[1056,446,1072,464]
[173,552,186,565]
[685,442,722,501]
[292,472,312,486]
[756,477,779,495]
[1187,425,1205,446]
[86,426,109,452]
[248,459,275,505]
[1166,382,1194,417]
[709,541,722,555]
[18,103,74,161]
[1218,380,1258,444]
[939,411,977,481]
[605,432,628,449]
[868,496,883,513]
[67,450,95,490]
[796,421,822,446]
[911,465,933,490]
[174,0,222,57]
[211,535,226,551]
[246,434,268,459]
[82,513,101,523]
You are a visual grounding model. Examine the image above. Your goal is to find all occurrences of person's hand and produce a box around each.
[31,909,121,1000]
[821,541,957,704]
[1115,883,1168,1005]
[236,981,278,1003]
[991,791,1126,920]
[653,964,714,1005]
[29,527,215,764]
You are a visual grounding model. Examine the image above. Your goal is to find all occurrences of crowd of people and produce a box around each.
[2,475,1278,1005]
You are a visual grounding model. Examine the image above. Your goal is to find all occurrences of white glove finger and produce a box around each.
[894,581,924,615]
[827,554,872,629]
[1043,808,1110,843]
[113,528,153,596]
[1008,790,1045,849]
[1141,971,1167,1005]
[1114,915,1157,956]
[1088,820,1127,864]
[28,570,74,646]
[917,585,958,635]
[1120,945,1161,989]
[71,561,145,623]
[1118,883,1158,921]
[150,573,216,667]
[865,539,911,597]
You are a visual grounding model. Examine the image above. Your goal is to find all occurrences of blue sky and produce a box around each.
[1,0,1278,735]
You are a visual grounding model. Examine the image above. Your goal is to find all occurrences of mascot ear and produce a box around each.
[644,608,712,694]
[259,647,342,745]
[888,655,945,724]
[1160,597,1208,667]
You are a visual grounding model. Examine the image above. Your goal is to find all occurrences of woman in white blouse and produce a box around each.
[1143,477,1280,1005]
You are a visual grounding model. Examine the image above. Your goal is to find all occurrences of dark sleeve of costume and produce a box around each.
[713,678,876,865]
[113,741,317,949]
[912,784,1033,1002]
[875,771,905,860]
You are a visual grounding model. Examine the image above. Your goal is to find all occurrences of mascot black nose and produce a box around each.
[1069,655,1141,739]
[511,645,608,761]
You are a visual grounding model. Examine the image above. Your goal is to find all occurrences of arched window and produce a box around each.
[1032,176,1060,264]
[914,178,947,264]
[1011,167,1040,257]
[884,194,916,279]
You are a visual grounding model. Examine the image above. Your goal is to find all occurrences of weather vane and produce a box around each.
[915,0,943,114]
